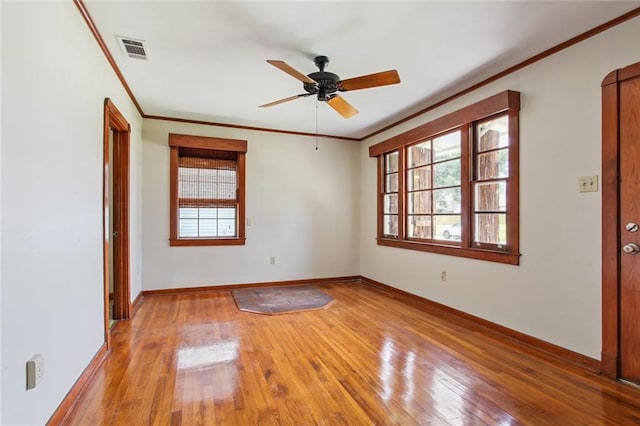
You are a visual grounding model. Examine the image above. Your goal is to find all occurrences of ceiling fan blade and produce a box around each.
[259,94,309,108]
[339,70,401,92]
[266,60,317,84]
[327,95,359,119]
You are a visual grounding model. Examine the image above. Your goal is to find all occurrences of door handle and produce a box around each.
[623,243,640,254]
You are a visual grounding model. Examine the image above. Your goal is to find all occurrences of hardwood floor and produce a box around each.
[59,281,640,425]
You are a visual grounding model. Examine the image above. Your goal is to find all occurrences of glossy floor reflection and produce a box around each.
[60,282,640,425]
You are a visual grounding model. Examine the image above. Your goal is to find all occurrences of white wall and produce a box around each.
[361,16,640,359]
[1,2,142,424]
[142,120,360,290]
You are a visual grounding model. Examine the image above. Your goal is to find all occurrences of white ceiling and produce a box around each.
[84,1,639,139]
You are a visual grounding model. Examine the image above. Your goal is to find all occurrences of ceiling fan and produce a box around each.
[259,55,401,119]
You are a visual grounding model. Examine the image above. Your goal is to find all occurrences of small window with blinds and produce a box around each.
[169,134,247,246]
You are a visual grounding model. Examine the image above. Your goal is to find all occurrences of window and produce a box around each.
[169,133,246,246]
[370,91,520,264]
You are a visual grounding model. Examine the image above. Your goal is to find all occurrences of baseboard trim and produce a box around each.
[131,291,143,316]
[141,275,361,297]
[359,275,601,373]
[47,343,108,425]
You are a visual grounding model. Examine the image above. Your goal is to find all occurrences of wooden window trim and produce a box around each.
[370,91,520,265]
[169,133,246,247]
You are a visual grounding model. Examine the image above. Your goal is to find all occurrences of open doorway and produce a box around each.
[103,99,131,348]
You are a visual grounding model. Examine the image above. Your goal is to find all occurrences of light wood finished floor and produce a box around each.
[60,281,640,425]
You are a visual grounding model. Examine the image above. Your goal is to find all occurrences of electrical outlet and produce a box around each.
[26,354,44,390]
[270,256,276,265]
[441,271,447,282]
[579,175,598,193]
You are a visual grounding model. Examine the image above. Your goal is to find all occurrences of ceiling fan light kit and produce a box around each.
[260,55,400,119]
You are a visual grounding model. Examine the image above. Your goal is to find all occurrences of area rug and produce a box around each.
[232,285,334,315]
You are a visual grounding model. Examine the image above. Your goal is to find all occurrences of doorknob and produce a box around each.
[113,231,119,238]
[623,243,640,254]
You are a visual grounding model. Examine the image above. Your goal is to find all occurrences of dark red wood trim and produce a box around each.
[369,90,519,157]
[141,276,362,297]
[114,128,131,320]
[46,344,108,426]
[131,292,143,316]
[147,115,359,142]
[169,238,247,247]
[359,276,601,372]
[507,108,520,255]
[460,124,471,248]
[377,237,520,265]
[237,152,246,240]
[168,133,248,152]
[619,62,640,83]
[376,157,384,237]
[598,62,640,379]
[363,8,640,141]
[169,147,179,242]
[74,1,143,116]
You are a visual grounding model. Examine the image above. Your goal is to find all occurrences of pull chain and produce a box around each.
[315,101,319,150]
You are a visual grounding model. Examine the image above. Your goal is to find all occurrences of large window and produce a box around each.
[370,91,520,264]
[169,133,246,246]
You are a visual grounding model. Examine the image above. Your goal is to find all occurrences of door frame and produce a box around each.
[103,98,131,348]
[601,61,640,378]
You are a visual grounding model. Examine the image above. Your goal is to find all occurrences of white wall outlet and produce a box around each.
[441,271,447,282]
[270,256,276,265]
[26,354,44,390]
[579,175,598,193]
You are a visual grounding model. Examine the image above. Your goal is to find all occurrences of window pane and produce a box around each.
[477,115,509,152]
[218,208,236,219]
[179,208,198,219]
[474,181,506,212]
[434,187,461,213]
[386,152,399,173]
[433,131,461,162]
[384,215,398,237]
[433,159,461,188]
[218,219,236,236]
[407,166,431,191]
[474,213,507,245]
[407,215,431,239]
[477,149,509,179]
[199,219,217,237]
[408,141,431,167]
[385,173,398,192]
[199,208,216,219]
[408,191,431,214]
[179,219,198,237]
[434,216,461,241]
[384,194,398,214]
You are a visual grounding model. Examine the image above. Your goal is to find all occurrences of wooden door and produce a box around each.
[619,71,640,383]
[602,61,640,382]
[103,99,131,347]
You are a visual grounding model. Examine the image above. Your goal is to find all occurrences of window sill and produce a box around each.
[377,237,520,265]
[170,238,246,247]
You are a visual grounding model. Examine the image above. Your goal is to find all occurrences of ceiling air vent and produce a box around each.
[116,36,149,60]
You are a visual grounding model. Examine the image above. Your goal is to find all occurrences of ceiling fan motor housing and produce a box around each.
[304,55,340,101]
